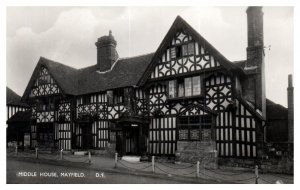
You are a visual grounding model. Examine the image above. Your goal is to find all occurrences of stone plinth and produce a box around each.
[175,141,218,169]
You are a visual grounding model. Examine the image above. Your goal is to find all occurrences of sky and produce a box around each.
[6,6,293,107]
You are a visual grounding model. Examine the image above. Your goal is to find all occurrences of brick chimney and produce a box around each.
[242,6,266,119]
[287,74,294,142]
[95,30,119,72]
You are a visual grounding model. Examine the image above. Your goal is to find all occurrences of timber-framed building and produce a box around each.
[14,7,293,165]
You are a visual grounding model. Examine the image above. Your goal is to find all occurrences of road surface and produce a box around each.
[7,159,191,184]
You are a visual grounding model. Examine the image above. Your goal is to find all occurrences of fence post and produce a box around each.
[88,151,91,164]
[60,149,63,160]
[196,161,200,178]
[15,145,18,156]
[35,147,38,159]
[114,153,118,168]
[255,165,259,184]
[152,156,155,173]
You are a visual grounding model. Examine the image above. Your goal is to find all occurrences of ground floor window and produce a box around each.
[36,123,54,145]
[178,115,212,141]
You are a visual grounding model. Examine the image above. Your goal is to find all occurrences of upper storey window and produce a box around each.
[113,89,124,104]
[77,96,91,106]
[36,99,55,111]
[107,89,124,105]
[168,80,177,98]
[169,42,195,60]
[168,76,201,99]
[36,67,53,86]
[182,43,195,56]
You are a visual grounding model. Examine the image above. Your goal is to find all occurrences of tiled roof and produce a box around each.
[233,60,247,70]
[7,87,28,107]
[266,99,288,120]
[77,53,154,95]
[7,111,31,123]
[22,53,154,99]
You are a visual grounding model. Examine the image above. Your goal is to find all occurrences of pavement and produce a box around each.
[6,149,294,184]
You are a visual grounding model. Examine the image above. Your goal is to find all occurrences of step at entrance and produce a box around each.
[73,151,88,156]
[121,156,141,163]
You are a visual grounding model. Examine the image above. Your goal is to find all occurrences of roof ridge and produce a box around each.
[118,52,154,60]
[40,56,79,71]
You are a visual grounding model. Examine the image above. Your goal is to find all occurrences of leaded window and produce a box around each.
[170,41,195,59]
[178,115,212,141]
[178,81,184,97]
[188,43,195,55]
[167,76,202,98]
[113,89,124,104]
[168,80,176,98]
[182,44,188,56]
[36,99,55,111]
[192,76,201,95]
[184,78,192,96]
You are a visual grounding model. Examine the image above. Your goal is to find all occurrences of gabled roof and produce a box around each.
[22,53,154,99]
[22,57,78,100]
[7,87,28,107]
[138,16,245,86]
[22,16,252,99]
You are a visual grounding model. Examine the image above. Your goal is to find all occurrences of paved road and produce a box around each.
[7,159,190,184]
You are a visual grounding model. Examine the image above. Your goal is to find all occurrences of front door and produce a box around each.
[115,123,149,156]
[125,127,139,155]
[81,123,92,149]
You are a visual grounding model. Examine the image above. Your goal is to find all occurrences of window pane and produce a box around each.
[184,78,192,96]
[190,129,200,140]
[201,128,211,141]
[178,82,184,97]
[190,116,200,124]
[201,115,212,123]
[113,94,117,104]
[188,43,195,55]
[182,44,188,56]
[107,90,113,104]
[178,117,188,124]
[168,80,176,98]
[192,76,201,95]
[179,129,189,140]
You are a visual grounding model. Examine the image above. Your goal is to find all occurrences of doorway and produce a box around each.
[115,123,148,156]
[81,123,92,149]
[125,127,140,155]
